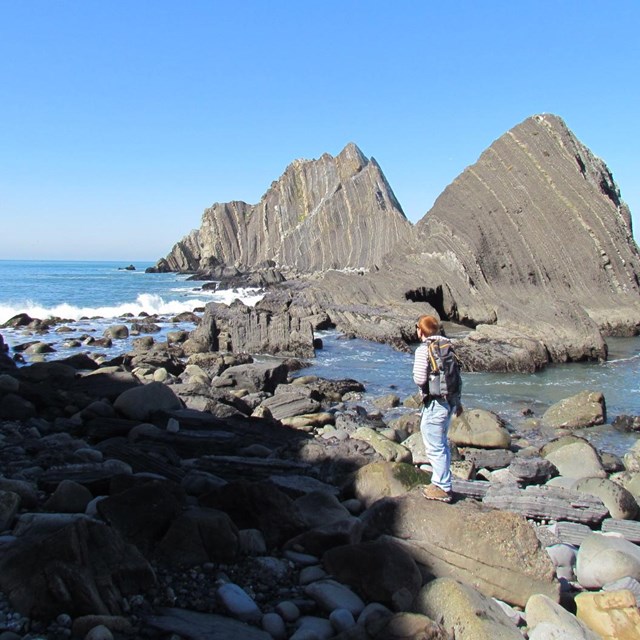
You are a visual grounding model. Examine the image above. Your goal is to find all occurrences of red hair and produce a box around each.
[416,315,440,337]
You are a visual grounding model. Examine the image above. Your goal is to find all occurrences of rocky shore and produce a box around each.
[149,114,640,374]
[1,315,640,640]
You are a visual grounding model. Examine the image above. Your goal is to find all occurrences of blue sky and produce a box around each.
[1,1,639,261]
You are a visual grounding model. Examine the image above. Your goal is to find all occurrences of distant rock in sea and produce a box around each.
[149,142,412,274]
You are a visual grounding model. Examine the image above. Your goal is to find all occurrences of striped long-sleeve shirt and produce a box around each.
[413,340,434,387]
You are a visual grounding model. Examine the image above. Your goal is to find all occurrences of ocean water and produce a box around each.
[1,260,639,455]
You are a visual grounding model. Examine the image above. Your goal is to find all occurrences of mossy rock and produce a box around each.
[351,462,430,508]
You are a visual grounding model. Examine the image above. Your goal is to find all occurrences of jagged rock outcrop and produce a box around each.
[280,114,640,370]
[151,143,412,273]
[151,114,640,371]
[412,113,640,333]
[183,300,315,358]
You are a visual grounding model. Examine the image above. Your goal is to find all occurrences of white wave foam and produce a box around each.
[0,288,265,324]
[0,295,203,323]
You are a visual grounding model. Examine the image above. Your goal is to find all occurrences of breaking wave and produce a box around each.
[0,288,265,324]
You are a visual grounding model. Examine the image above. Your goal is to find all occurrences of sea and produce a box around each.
[1,260,639,456]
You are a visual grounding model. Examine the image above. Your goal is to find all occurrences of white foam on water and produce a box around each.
[0,288,265,324]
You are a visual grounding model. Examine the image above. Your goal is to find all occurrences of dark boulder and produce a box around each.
[199,480,305,548]
[185,300,315,358]
[323,538,423,611]
[0,518,156,619]
[96,479,186,553]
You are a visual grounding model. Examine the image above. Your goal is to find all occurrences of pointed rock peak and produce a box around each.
[338,141,367,163]
[334,142,369,177]
[528,112,567,128]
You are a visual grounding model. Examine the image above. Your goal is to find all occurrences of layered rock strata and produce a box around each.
[150,114,640,371]
[151,143,412,273]
[280,115,640,369]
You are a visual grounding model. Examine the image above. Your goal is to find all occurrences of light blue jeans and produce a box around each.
[419,398,453,492]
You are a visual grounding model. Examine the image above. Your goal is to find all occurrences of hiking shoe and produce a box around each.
[422,484,452,503]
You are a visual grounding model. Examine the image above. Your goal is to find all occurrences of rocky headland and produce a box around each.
[151,113,640,373]
[1,326,640,640]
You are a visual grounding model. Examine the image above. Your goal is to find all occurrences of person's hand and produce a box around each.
[455,404,464,417]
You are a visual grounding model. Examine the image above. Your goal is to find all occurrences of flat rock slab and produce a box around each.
[361,490,558,607]
[483,485,609,524]
[601,518,640,543]
[549,521,593,546]
[145,607,271,639]
[452,478,490,499]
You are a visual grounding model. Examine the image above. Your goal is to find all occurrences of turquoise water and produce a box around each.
[1,260,639,455]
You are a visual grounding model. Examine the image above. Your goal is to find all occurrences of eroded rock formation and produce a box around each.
[280,115,640,369]
[151,143,412,273]
[151,114,640,370]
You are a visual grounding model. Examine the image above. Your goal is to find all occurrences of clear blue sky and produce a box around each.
[1,1,639,261]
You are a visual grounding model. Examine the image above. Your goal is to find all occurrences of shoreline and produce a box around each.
[1,307,640,454]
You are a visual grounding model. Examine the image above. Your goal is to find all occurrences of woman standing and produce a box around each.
[413,314,463,502]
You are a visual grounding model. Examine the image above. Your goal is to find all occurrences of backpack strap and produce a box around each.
[427,340,440,373]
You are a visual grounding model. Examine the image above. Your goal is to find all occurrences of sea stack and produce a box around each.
[413,113,640,335]
[151,143,413,273]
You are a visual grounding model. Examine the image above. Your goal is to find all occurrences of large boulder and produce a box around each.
[575,589,640,640]
[322,538,422,611]
[213,362,289,394]
[96,479,186,553]
[363,612,450,640]
[542,391,606,429]
[525,593,600,640]
[413,577,523,639]
[449,408,512,449]
[0,518,155,619]
[259,388,322,421]
[292,491,352,529]
[623,440,640,473]
[541,436,606,479]
[572,477,639,520]
[113,381,183,421]
[199,481,305,548]
[350,462,431,508]
[351,427,412,462]
[0,333,17,371]
[155,506,239,566]
[575,532,640,589]
[360,490,558,607]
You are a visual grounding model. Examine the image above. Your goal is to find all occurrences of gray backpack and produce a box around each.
[424,338,462,404]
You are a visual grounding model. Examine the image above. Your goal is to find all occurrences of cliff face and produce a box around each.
[283,115,640,369]
[155,143,413,273]
[412,113,640,329]
[153,114,640,370]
